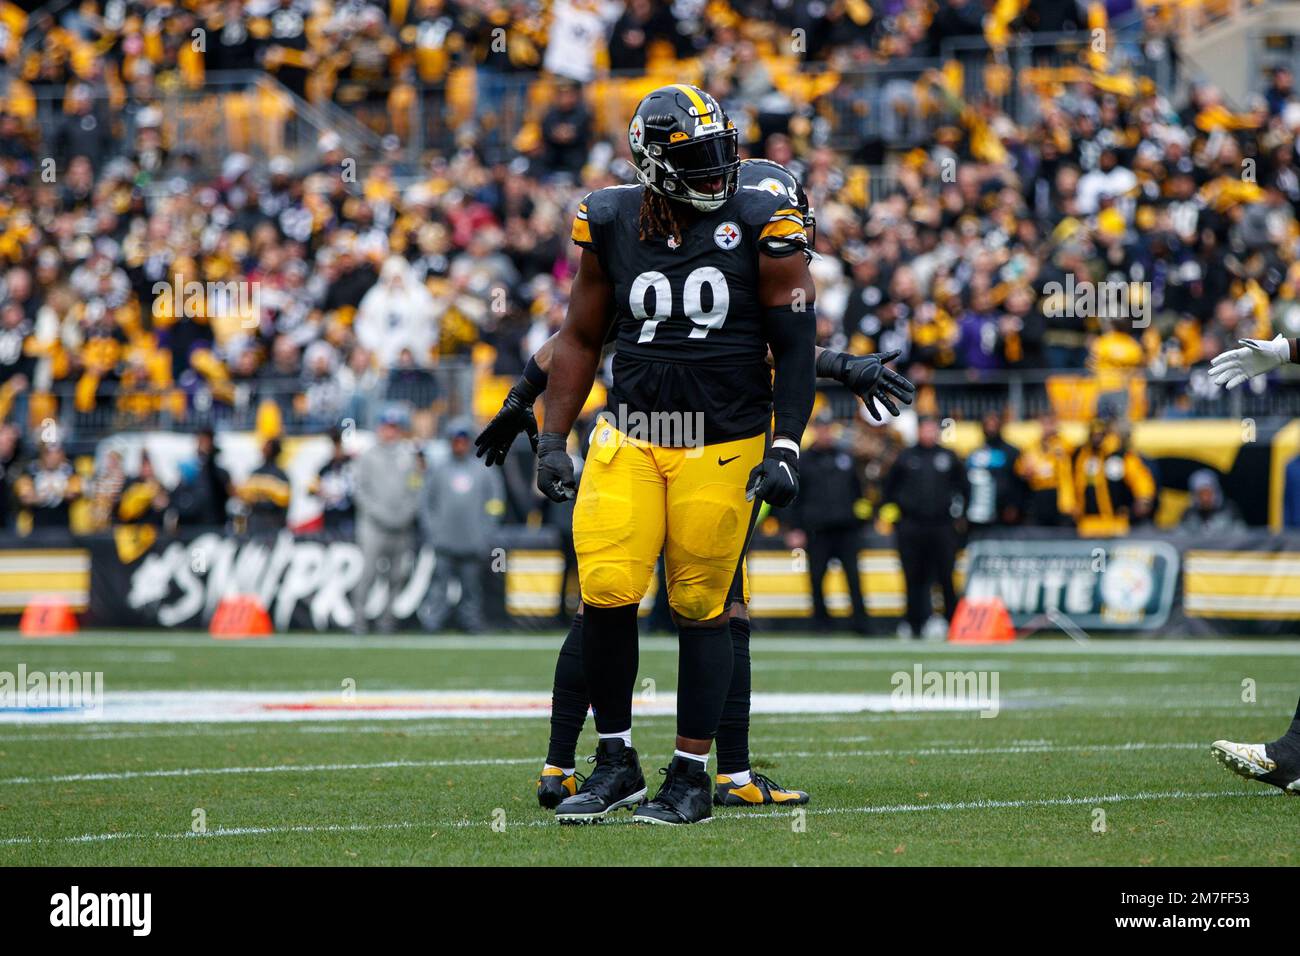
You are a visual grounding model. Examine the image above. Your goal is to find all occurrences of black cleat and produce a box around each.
[633,756,714,826]
[536,766,581,810]
[554,739,646,824]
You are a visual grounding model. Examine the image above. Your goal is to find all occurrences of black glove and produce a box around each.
[746,444,800,507]
[474,380,540,467]
[536,432,576,502]
[820,348,916,421]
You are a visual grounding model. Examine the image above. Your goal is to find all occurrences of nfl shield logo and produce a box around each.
[714,221,741,249]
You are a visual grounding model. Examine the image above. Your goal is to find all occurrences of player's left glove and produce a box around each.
[746,444,799,507]
[1209,334,1291,390]
[818,348,916,421]
[536,432,576,502]
[474,380,540,467]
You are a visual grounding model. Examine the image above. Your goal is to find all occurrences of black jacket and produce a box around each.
[883,444,969,523]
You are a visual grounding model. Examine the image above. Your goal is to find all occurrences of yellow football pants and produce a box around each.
[573,422,765,621]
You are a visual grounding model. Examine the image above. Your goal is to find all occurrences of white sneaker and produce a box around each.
[895,621,914,640]
[922,616,949,641]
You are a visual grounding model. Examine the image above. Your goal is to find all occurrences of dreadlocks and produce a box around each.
[638,189,683,247]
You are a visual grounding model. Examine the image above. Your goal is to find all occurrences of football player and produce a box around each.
[530,84,833,826]
[1207,334,1300,794]
[478,162,911,814]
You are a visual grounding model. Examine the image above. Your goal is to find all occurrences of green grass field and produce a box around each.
[0,629,1296,866]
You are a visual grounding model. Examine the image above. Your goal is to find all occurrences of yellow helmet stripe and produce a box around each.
[672,84,712,125]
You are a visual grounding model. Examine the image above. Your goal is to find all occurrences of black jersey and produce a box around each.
[571,183,807,444]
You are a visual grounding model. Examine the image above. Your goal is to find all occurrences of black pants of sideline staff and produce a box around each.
[807,526,869,633]
[895,519,959,636]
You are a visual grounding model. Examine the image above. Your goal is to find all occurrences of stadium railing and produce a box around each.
[819,367,1300,422]
[32,359,476,443]
[28,70,384,178]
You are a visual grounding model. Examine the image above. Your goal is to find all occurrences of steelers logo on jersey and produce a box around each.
[714,221,742,249]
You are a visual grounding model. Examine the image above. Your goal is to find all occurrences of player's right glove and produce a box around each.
[1209,334,1291,390]
[474,380,540,467]
[746,444,799,507]
[536,432,576,502]
[476,360,546,466]
[818,348,916,421]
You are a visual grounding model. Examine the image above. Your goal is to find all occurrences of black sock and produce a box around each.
[581,603,639,735]
[715,617,751,775]
[676,621,734,741]
[546,613,588,769]
[1267,695,1300,765]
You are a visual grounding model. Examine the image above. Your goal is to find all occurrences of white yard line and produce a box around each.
[0,741,1207,786]
[0,787,1277,847]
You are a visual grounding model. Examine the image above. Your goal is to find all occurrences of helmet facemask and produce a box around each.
[640,128,740,212]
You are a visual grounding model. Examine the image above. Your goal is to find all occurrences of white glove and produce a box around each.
[1208,334,1291,390]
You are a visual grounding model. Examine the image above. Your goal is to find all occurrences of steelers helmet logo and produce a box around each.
[628,114,645,154]
[714,221,742,249]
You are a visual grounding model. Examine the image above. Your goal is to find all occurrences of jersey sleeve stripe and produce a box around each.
[760,219,807,241]
[571,217,593,244]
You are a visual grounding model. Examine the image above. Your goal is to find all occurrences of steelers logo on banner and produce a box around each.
[714,221,742,249]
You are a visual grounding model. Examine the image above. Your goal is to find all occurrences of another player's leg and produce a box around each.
[1212,695,1300,795]
[554,431,663,823]
[537,611,589,809]
[714,604,809,808]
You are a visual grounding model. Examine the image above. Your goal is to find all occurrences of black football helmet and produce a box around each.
[739,157,816,253]
[628,84,740,211]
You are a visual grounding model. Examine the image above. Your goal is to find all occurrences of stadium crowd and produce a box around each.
[0,0,1295,545]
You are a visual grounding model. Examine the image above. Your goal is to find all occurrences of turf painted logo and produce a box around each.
[0,665,103,716]
[50,886,151,936]
[890,665,999,718]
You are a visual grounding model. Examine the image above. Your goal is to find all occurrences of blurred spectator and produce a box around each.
[52,85,113,170]
[966,409,1024,529]
[1071,419,1156,537]
[352,405,422,634]
[1286,456,1300,529]
[87,448,128,531]
[15,443,80,533]
[1180,469,1246,534]
[0,423,20,530]
[117,453,171,529]
[539,80,592,179]
[1014,413,1075,526]
[881,417,968,639]
[178,428,233,528]
[785,415,869,634]
[354,257,438,369]
[238,438,291,535]
[418,419,504,633]
[311,427,356,533]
